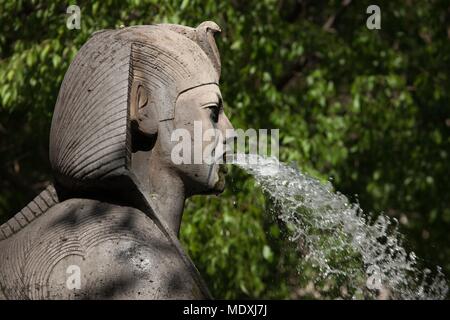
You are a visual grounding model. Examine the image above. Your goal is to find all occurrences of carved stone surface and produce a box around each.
[0,21,233,299]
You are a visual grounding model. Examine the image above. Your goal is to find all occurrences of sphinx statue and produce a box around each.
[0,21,234,299]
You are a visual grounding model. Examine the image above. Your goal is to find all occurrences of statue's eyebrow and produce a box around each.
[200,92,221,107]
[212,92,223,105]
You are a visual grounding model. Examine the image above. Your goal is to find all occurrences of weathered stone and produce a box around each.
[0,21,233,300]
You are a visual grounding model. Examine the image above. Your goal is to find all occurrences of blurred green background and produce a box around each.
[0,0,449,299]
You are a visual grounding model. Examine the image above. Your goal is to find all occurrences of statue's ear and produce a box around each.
[130,80,158,138]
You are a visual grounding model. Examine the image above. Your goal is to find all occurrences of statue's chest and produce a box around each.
[0,200,210,299]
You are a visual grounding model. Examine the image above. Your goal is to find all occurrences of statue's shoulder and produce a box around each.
[41,198,206,299]
[0,196,156,244]
[46,197,148,223]
[0,197,206,299]
[40,197,164,243]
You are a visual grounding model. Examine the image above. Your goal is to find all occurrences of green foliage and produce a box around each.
[1,0,449,298]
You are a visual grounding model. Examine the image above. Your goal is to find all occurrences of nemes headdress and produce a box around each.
[49,21,221,192]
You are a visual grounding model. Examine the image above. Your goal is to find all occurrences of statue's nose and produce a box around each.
[220,114,236,143]
[222,114,234,133]
[220,114,236,164]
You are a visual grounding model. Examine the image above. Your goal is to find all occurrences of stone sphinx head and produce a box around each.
[49,21,233,234]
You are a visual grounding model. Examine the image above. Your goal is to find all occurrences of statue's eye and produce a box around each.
[207,104,220,123]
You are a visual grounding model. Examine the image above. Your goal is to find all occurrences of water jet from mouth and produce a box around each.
[231,154,448,299]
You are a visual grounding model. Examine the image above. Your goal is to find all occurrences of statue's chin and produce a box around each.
[212,164,227,193]
[195,165,228,195]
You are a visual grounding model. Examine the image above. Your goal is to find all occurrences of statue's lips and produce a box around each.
[213,149,231,168]
[219,164,228,175]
